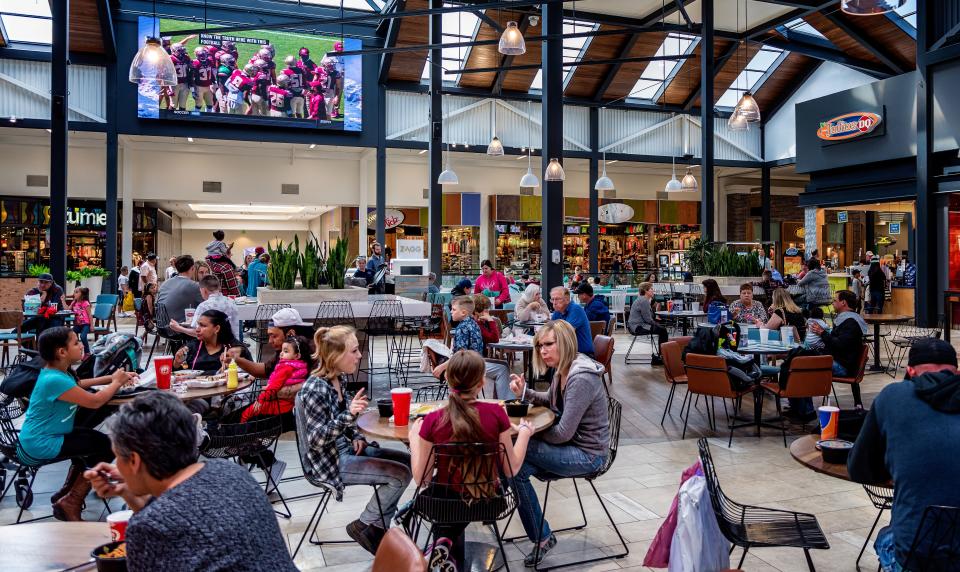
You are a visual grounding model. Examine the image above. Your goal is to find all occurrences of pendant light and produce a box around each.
[729,2,761,125]
[487,104,504,156]
[736,91,761,123]
[841,0,906,15]
[545,158,565,181]
[129,1,177,86]
[728,107,749,131]
[595,107,615,191]
[499,21,527,56]
[519,101,539,189]
[681,167,698,192]
[437,93,458,185]
[664,156,683,193]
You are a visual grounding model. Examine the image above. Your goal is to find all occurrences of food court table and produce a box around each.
[655,310,707,336]
[358,399,555,572]
[863,314,912,373]
[486,340,535,380]
[233,294,432,322]
[0,521,111,572]
[790,434,853,480]
[108,377,254,405]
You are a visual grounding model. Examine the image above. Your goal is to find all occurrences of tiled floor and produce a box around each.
[2,317,921,571]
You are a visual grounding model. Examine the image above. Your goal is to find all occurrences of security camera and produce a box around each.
[528,15,539,26]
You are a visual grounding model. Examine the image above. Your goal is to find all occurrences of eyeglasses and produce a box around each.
[534,340,556,350]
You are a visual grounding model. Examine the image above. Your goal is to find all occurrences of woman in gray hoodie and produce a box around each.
[798,258,832,308]
[508,320,610,567]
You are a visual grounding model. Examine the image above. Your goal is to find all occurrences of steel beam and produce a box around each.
[589,106,599,275]
[823,12,904,75]
[96,0,117,62]
[379,0,405,85]
[760,135,771,243]
[593,32,640,102]
[760,37,892,78]
[541,0,564,290]
[105,60,118,292]
[915,0,937,326]
[454,53,695,75]
[682,40,738,111]
[49,0,68,285]
[428,0,443,280]
[700,0,714,242]
[376,84,387,248]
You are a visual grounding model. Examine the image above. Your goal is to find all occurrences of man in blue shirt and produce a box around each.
[549,286,594,357]
[574,283,610,325]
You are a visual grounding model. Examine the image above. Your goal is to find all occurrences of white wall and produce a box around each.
[764,62,877,161]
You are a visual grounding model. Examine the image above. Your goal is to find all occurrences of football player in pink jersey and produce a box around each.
[248,59,271,116]
[170,44,192,111]
[307,77,326,120]
[282,55,307,118]
[267,73,293,117]
[191,46,217,112]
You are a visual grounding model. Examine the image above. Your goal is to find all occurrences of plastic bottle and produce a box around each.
[227,359,239,390]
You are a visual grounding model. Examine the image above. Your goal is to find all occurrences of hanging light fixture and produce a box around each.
[129,2,177,86]
[664,156,683,192]
[487,136,504,156]
[437,93,458,185]
[841,0,906,15]
[595,107,615,191]
[499,21,527,56]
[519,101,539,189]
[681,166,698,192]
[735,91,761,123]
[728,107,749,131]
[545,158,565,181]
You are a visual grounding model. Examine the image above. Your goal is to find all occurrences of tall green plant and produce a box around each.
[27,264,50,277]
[298,234,328,289]
[266,240,299,290]
[325,237,349,290]
[685,238,718,276]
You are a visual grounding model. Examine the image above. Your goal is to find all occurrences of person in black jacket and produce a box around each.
[848,339,960,571]
[802,290,868,414]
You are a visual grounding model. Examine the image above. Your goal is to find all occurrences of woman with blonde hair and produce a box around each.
[762,287,807,339]
[507,320,609,566]
[515,283,549,322]
[299,325,412,555]
[410,350,534,568]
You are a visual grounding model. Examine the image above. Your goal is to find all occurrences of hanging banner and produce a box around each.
[367,208,405,229]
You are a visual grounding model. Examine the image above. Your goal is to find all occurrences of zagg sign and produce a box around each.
[817,112,883,142]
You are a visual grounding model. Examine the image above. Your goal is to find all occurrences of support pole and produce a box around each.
[915,0,937,326]
[428,0,443,280]
[589,107,599,275]
[760,162,771,243]
[121,148,134,269]
[105,61,118,293]
[376,84,387,250]
[541,0,564,290]
[700,0,715,242]
[49,0,69,285]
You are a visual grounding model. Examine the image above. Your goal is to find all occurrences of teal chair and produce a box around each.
[91,302,116,341]
[503,302,516,310]
[0,310,36,367]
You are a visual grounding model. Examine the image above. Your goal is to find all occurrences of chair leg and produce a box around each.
[681,392,693,439]
[661,383,677,425]
[804,548,817,571]
[856,508,885,571]
[491,520,512,572]
[531,481,551,571]
[737,545,750,568]
[292,491,328,559]
[775,397,787,448]
[258,452,291,519]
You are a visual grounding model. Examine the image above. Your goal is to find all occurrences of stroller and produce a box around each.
[76,332,144,378]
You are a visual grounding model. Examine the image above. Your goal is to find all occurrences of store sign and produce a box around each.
[817,111,883,142]
[837,211,848,223]
[888,222,901,235]
[597,203,634,224]
[785,247,799,256]
[396,238,424,259]
[367,208,405,230]
[877,236,896,246]
[67,207,107,227]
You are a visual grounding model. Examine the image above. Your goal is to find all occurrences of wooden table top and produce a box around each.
[863,314,912,324]
[789,434,852,481]
[0,521,110,571]
[108,377,254,405]
[358,399,555,443]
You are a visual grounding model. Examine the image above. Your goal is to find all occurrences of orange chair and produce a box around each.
[683,353,755,446]
[589,320,606,340]
[832,344,869,408]
[660,339,689,425]
[593,334,615,388]
[372,528,427,572]
[761,355,834,446]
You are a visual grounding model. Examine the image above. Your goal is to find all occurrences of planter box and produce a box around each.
[256,285,368,304]
[693,276,763,287]
[80,276,104,300]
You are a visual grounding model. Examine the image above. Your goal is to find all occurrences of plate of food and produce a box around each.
[183,375,226,389]
[174,370,205,381]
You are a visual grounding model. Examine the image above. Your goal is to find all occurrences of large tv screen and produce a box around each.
[135,16,362,131]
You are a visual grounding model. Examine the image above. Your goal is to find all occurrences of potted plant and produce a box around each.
[688,242,763,285]
[298,234,328,290]
[325,237,349,290]
[78,266,110,299]
[265,240,298,291]
[257,235,366,303]
[27,264,51,277]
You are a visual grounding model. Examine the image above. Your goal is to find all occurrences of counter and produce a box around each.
[889,286,915,316]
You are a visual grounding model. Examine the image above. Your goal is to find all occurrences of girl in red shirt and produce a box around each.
[472,294,501,347]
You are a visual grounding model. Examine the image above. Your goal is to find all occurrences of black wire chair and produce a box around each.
[697,437,830,570]
[901,505,960,572]
[313,301,357,329]
[362,300,408,391]
[290,395,386,560]
[201,392,291,518]
[858,485,894,571]
[145,302,192,364]
[501,397,628,571]
[408,442,517,571]
[250,304,291,361]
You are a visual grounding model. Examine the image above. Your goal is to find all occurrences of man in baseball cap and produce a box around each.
[849,338,960,570]
[23,272,66,332]
[225,308,313,383]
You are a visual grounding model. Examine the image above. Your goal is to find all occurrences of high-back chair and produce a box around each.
[858,485,894,571]
[760,355,833,446]
[372,529,427,572]
[588,321,606,340]
[312,301,356,329]
[659,337,692,425]
[901,505,960,571]
[250,304,291,361]
[682,353,754,445]
[607,291,628,331]
[91,301,116,341]
[0,311,36,367]
[593,335,614,388]
[832,344,869,408]
[95,294,120,332]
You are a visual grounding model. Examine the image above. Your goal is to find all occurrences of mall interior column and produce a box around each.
[49,0,69,284]
[376,84,387,248]
[359,149,371,250]
[104,61,118,293]
[760,161,771,243]
[427,0,443,279]
[540,0,564,290]
[121,147,134,268]
[588,106,599,275]
[915,0,937,325]
[699,0,715,242]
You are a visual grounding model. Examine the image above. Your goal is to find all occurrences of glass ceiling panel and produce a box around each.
[421,5,481,82]
[780,18,826,40]
[626,32,696,101]
[894,0,916,27]
[529,19,598,91]
[290,0,383,10]
[715,46,785,108]
[1,13,51,44]
[0,0,50,16]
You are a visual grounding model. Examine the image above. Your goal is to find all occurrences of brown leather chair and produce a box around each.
[660,339,690,425]
[683,353,755,445]
[589,320,606,340]
[761,355,834,446]
[606,315,617,336]
[593,334,615,388]
[372,528,427,572]
[832,344,869,408]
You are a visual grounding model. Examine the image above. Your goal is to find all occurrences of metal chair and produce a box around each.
[145,302,189,364]
[313,300,356,328]
[832,344,869,409]
[858,485,894,571]
[760,355,834,447]
[682,354,755,445]
[607,291,628,331]
[95,294,120,333]
[698,438,830,570]
[250,304,291,361]
[0,311,36,368]
[363,300,408,390]
[91,301,116,341]
[660,337,691,425]
[901,505,960,571]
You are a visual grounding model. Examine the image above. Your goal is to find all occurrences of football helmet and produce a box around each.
[254,58,267,72]
[334,41,343,52]
[299,47,310,58]
[194,46,208,60]
[285,55,297,67]
[321,56,336,71]
[258,47,272,61]
[243,63,257,77]
[173,43,188,58]
[264,43,276,58]
[276,73,290,87]
[220,54,236,68]
[222,40,236,52]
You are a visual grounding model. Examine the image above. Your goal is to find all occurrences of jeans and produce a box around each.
[56,427,114,469]
[483,361,516,400]
[512,439,606,542]
[73,323,91,354]
[339,443,412,528]
[875,526,902,572]
[832,361,850,376]
[868,289,885,314]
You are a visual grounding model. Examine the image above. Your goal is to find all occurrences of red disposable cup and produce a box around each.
[391,388,413,427]
[107,510,133,542]
[154,356,174,390]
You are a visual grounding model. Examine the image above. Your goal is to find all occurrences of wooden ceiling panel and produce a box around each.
[826,11,916,71]
[499,18,543,93]
[388,0,429,83]
[563,25,627,99]
[659,39,735,106]
[70,0,104,55]
[459,10,526,89]
[752,52,818,113]
[696,42,760,107]
[803,12,882,66]
[597,32,665,102]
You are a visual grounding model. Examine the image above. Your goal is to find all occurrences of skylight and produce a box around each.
[291,0,384,10]
[780,18,827,40]
[529,19,598,91]
[716,46,786,108]
[894,0,916,27]
[626,33,696,102]
[0,0,51,45]
[421,4,481,83]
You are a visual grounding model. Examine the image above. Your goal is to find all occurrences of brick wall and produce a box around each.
[726,193,803,241]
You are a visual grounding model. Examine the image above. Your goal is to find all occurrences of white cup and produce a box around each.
[759,328,770,343]
[184,308,196,322]
[783,329,794,345]
[691,302,700,312]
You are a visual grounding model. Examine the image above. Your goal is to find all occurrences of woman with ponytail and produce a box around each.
[409,349,534,568]
[299,325,412,555]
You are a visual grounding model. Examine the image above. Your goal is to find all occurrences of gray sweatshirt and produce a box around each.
[523,354,610,457]
[627,296,656,334]
[798,268,831,305]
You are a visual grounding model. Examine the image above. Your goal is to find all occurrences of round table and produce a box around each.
[108,376,254,405]
[655,310,707,336]
[863,314,912,373]
[789,434,854,481]
[486,341,535,380]
[0,521,111,571]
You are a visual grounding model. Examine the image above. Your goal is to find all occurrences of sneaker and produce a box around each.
[346,519,381,555]
[650,356,664,366]
[191,413,207,448]
[524,533,556,568]
[425,537,454,570]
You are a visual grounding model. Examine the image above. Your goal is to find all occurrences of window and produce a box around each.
[626,33,696,102]
[529,19,598,91]
[420,5,481,83]
[779,18,827,40]
[0,0,51,45]
[715,46,786,108]
[288,0,384,10]
[894,0,916,27]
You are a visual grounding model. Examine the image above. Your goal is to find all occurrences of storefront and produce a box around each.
[0,197,168,275]
[359,207,428,260]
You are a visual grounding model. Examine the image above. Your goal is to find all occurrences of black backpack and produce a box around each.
[0,355,45,399]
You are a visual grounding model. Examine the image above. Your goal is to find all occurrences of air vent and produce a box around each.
[26,175,48,187]
[281,184,299,195]
[422,188,429,199]
[202,181,222,193]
